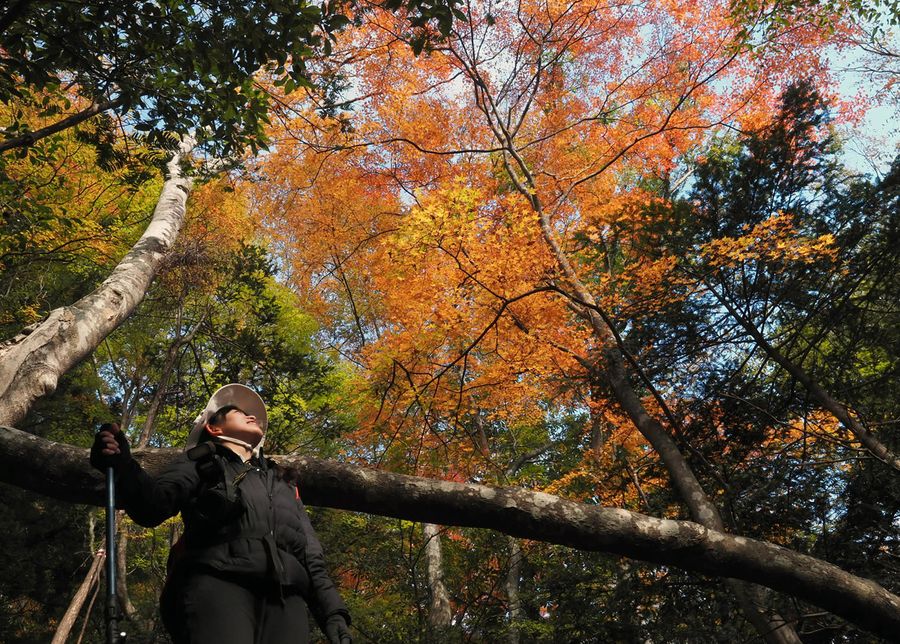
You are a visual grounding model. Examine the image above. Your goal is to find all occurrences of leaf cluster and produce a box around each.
[1,0,347,155]
[0,98,163,334]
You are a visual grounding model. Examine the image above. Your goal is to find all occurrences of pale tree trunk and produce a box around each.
[170,518,183,548]
[51,549,105,644]
[505,536,522,644]
[137,340,179,447]
[422,523,452,635]
[619,449,651,511]
[0,139,194,427]
[502,458,531,644]
[119,375,144,434]
[0,140,193,636]
[0,430,897,639]
[88,511,96,554]
[472,413,490,456]
[116,515,137,619]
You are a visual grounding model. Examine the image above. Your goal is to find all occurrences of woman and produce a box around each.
[91,384,352,644]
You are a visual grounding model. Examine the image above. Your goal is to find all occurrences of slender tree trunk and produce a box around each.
[602,329,800,643]
[118,376,143,434]
[116,516,137,618]
[494,154,800,642]
[75,570,103,644]
[423,523,452,635]
[88,511,96,554]
[589,372,607,457]
[505,536,522,644]
[472,413,490,456]
[0,139,194,426]
[170,518,183,548]
[51,549,105,644]
[503,458,528,644]
[138,345,179,447]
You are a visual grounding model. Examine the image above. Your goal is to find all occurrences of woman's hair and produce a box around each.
[208,404,245,427]
[198,405,246,443]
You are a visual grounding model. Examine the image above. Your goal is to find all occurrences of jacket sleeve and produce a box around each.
[294,494,351,630]
[115,455,199,527]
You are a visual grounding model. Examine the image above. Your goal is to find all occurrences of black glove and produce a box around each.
[89,423,131,471]
[324,614,352,644]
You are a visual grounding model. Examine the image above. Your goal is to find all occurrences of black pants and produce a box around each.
[167,572,310,644]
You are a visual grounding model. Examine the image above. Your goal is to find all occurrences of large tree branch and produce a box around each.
[0,426,896,639]
[0,140,194,426]
[0,98,125,153]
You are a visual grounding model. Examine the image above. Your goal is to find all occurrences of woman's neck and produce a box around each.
[214,436,254,462]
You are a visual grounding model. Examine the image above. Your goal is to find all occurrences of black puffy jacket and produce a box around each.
[114,443,349,629]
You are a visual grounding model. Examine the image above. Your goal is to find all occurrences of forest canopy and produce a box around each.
[0,0,898,642]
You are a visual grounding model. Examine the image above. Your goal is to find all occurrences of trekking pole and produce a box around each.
[105,466,126,643]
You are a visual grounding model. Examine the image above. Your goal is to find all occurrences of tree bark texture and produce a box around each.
[423,523,452,631]
[505,536,522,644]
[0,141,194,427]
[116,518,137,618]
[75,571,102,644]
[0,426,897,640]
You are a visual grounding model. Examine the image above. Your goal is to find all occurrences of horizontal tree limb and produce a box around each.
[0,98,124,153]
[0,425,896,639]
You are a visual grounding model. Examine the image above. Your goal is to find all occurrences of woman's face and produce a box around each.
[208,408,264,446]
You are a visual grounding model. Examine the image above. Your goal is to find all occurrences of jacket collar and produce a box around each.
[212,441,266,468]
